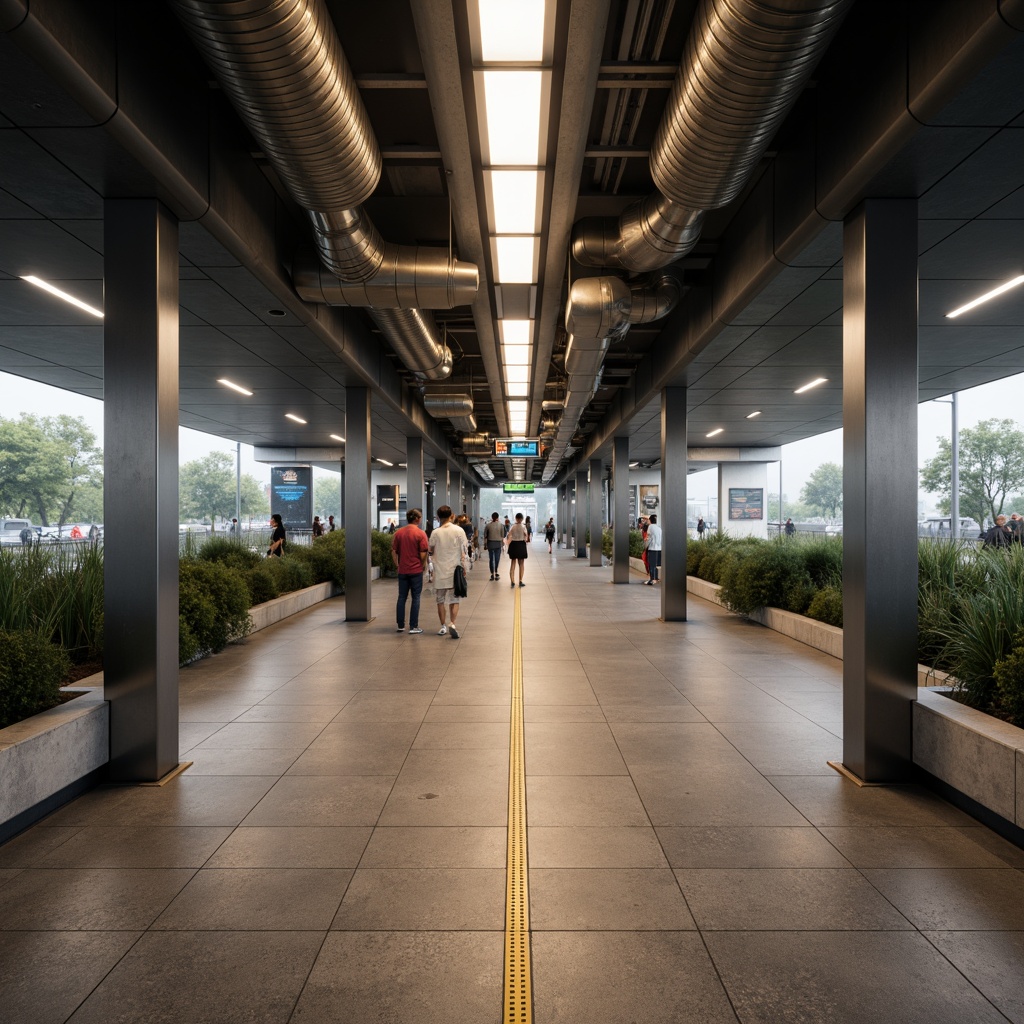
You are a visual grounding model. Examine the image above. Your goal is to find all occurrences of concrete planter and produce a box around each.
[248,581,341,631]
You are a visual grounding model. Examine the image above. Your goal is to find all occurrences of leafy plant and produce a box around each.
[0,628,71,729]
[178,560,252,664]
[198,536,263,572]
[994,631,1024,725]
[719,540,808,614]
[806,585,843,627]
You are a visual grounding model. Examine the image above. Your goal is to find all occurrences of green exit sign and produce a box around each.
[503,483,535,494]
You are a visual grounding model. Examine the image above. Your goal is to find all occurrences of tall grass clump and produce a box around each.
[718,539,812,615]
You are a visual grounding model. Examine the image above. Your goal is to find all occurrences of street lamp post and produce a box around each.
[235,442,241,536]
[933,394,959,536]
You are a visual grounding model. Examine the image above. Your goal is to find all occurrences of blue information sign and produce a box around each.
[271,466,312,529]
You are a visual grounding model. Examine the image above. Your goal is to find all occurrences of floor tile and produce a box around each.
[359,826,506,868]
[412,721,510,749]
[207,826,372,868]
[286,721,420,775]
[191,721,327,749]
[818,825,1024,869]
[525,722,628,775]
[0,827,82,868]
[656,825,850,868]
[242,775,395,826]
[34,826,232,868]
[925,930,1024,1022]
[527,776,650,826]
[185,747,305,775]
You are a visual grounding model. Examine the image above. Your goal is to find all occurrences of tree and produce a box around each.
[800,462,844,522]
[313,474,342,520]
[920,418,1024,527]
[768,493,814,523]
[179,452,268,524]
[0,414,103,526]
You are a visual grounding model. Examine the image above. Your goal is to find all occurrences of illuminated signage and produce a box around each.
[493,438,540,458]
[503,483,535,493]
[271,466,312,529]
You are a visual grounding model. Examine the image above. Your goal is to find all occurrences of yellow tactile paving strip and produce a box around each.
[503,588,532,1024]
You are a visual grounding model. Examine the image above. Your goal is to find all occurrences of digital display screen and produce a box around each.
[503,483,535,493]
[729,487,764,520]
[494,438,540,458]
[271,466,312,529]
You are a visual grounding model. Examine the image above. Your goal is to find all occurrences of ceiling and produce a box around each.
[1,0,1023,486]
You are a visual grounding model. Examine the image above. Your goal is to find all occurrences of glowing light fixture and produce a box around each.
[500,319,532,345]
[329,434,345,443]
[503,346,532,366]
[504,366,530,386]
[794,377,828,394]
[494,237,538,283]
[629,461,640,468]
[481,71,543,164]
[217,378,253,396]
[946,274,1024,318]
[706,428,724,438]
[21,275,103,318]
[285,413,307,424]
[746,410,762,418]
[478,0,546,61]
[487,170,541,233]
[376,458,393,467]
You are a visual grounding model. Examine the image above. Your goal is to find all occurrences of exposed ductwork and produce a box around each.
[422,393,478,434]
[168,0,478,382]
[545,0,852,481]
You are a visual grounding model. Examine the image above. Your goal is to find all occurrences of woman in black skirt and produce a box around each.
[505,512,529,587]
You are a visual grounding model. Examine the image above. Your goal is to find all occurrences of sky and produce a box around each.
[3,369,1023,514]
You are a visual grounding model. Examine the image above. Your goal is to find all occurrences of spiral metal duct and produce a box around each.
[421,392,478,434]
[169,0,478,381]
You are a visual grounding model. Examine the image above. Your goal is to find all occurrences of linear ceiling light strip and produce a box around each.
[503,587,533,1024]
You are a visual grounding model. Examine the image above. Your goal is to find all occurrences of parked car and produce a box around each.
[0,518,37,545]
[917,516,981,539]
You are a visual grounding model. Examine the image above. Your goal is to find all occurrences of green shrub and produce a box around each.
[244,566,279,606]
[370,530,393,570]
[0,628,71,729]
[178,560,252,664]
[198,536,262,572]
[783,573,817,615]
[263,554,314,594]
[806,585,843,627]
[629,529,645,558]
[290,533,346,588]
[602,529,613,558]
[800,536,844,587]
[694,535,736,583]
[719,541,808,614]
[994,631,1024,725]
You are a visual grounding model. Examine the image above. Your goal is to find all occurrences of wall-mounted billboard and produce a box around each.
[729,487,764,520]
[271,466,312,529]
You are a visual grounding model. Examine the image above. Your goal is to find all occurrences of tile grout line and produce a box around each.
[503,587,532,1024]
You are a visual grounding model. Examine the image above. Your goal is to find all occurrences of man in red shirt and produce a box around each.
[391,507,429,633]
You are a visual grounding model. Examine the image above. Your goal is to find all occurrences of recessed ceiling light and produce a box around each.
[746,410,762,418]
[376,458,393,467]
[629,461,639,468]
[794,377,828,394]
[946,275,1024,318]
[706,428,724,438]
[21,275,103,318]
[267,308,287,317]
[285,413,307,424]
[481,71,543,164]
[329,434,345,443]
[478,0,546,61]
[217,378,253,396]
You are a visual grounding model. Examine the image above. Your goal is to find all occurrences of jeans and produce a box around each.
[648,549,661,581]
[488,543,501,575]
[396,571,423,628]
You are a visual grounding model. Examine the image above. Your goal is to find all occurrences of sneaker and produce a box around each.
[518,581,525,587]
[437,625,447,635]
[396,626,404,632]
[409,627,423,634]
[644,580,654,585]
[510,580,515,588]
[449,625,460,639]
[489,574,494,580]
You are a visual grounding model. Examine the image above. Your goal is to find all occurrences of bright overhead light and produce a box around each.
[329,434,346,443]
[217,378,253,396]
[706,428,724,438]
[494,237,538,283]
[487,170,541,233]
[746,410,762,418]
[794,377,828,394]
[946,274,1024,318]
[629,461,639,468]
[500,319,532,345]
[478,0,546,61]
[285,413,307,424]
[481,71,543,164]
[376,458,393,467]
[21,275,103,318]
[502,345,532,366]
[504,366,530,385]
[398,463,407,468]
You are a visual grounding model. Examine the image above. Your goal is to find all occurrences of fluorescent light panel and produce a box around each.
[500,319,532,345]
[21,275,103,318]
[946,274,1024,318]
[502,346,531,366]
[794,377,828,394]
[217,378,253,396]
[481,71,543,164]
[487,170,542,233]
[376,458,393,467]
[329,434,345,443]
[493,236,538,283]
[746,410,762,418]
[285,413,307,424]
[504,366,530,385]
[478,0,546,61]
[706,428,724,438]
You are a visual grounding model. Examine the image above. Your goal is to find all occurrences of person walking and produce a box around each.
[428,505,468,638]
[644,513,662,584]
[327,515,336,532]
[312,515,324,537]
[639,516,649,576]
[268,513,286,557]
[457,514,475,570]
[392,508,429,634]
[696,516,705,538]
[484,511,505,580]
[505,512,529,587]
[784,518,796,538]
[1009,512,1024,543]
[544,517,556,553]
[525,516,533,544]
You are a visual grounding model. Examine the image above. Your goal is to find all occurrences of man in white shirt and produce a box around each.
[428,504,468,638]
[644,513,662,584]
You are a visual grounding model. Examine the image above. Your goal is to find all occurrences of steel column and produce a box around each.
[103,199,180,782]
[450,469,463,514]
[575,470,588,558]
[345,386,372,620]
[406,436,424,519]
[842,199,918,782]
[661,387,687,621]
[612,437,630,583]
[589,459,603,566]
[438,463,450,517]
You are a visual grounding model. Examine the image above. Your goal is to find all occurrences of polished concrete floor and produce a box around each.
[2,542,1024,1023]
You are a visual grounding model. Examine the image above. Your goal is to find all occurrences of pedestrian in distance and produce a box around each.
[639,516,649,576]
[644,513,662,584]
[784,518,796,538]
[267,513,286,557]
[505,512,529,587]
[312,515,324,537]
[484,511,505,580]
[696,516,705,538]
[392,507,429,634]
[544,517,556,553]
[1009,512,1024,543]
[428,505,468,638]
[327,515,336,532]
[457,514,475,570]
[981,515,1014,548]
[525,516,533,543]
[503,515,511,537]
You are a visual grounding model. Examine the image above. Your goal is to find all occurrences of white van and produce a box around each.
[918,517,981,539]
[0,519,36,545]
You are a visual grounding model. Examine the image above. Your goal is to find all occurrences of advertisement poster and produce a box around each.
[628,485,638,527]
[729,487,764,520]
[639,484,659,515]
[271,466,312,529]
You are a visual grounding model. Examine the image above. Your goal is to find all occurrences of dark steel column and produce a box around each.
[337,463,345,529]
[842,199,918,782]
[103,199,179,782]
[560,485,568,547]
[345,386,372,620]
[661,386,687,621]
[612,436,630,583]
[450,469,463,514]
[589,458,603,566]
[406,436,424,518]
[438,463,450,515]
[575,470,588,557]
